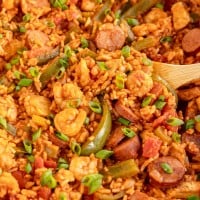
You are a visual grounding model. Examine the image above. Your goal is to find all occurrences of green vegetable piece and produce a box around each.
[70,141,81,155]
[66,98,81,108]
[23,139,32,154]
[141,96,152,107]
[23,13,31,22]
[40,169,57,189]
[7,123,17,136]
[97,61,109,71]
[18,78,33,87]
[64,45,73,59]
[29,67,39,77]
[187,195,200,200]
[122,127,136,138]
[80,37,89,48]
[19,26,26,33]
[27,155,35,163]
[50,0,67,10]
[121,0,159,19]
[195,115,200,122]
[55,66,65,79]
[57,158,69,169]
[13,71,21,79]
[118,117,131,126]
[95,149,113,159]
[25,162,32,173]
[82,173,103,194]
[5,63,12,70]
[104,159,139,178]
[132,37,156,51]
[10,57,20,65]
[89,101,102,114]
[160,36,173,43]
[160,162,173,174]
[59,193,67,200]
[155,100,166,110]
[32,128,41,142]
[55,131,69,142]
[121,45,131,58]
[115,74,125,89]
[0,116,7,129]
[142,57,152,66]
[126,18,139,26]
[185,119,195,130]
[166,117,184,126]
[115,10,121,19]
[84,117,90,125]
[81,102,112,156]
[47,20,55,28]
[155,3,164,9]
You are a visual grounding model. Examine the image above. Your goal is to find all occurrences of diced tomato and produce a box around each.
[38,187,51,200]
[34,157,44,169]
[142,138,162,158]
[12,171,27,189]
[44,160,57,168]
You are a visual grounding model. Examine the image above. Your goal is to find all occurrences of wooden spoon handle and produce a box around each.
[153,62,200,89]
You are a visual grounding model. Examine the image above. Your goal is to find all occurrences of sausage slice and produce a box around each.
[95,23,125,51]
[182,28,200,52]
[148,156,186,187]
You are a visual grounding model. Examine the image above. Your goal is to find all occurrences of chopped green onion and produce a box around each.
[57,158,69,170]
[5,63,12,70]
[118,117,131,126]
[27,155,35,163]
[122,127,136,138]
[18,78,33,87]
[0,116,7,129]
[17,47,27,55]
[115,74,125,89]
[23,139,32,154]
[185,119,195,130]
[104,8,110,15]
[19,26,26,33]
[115,10,121,19]
[166,117,184,126]
[97,61,109,71]
[56,66,65,79]
[50,0,67,10]
[70,141,81,155]
[59,193,67,200]
[195,115,200,122]
[66,98,81,108]
[47,21,55,28]
[59,57,68,68]
[15,86,21,91]
[29,67,39,77]
[32,128,41,142]
[187,196,200,200]
[160,36,173,43]
[141,96,152,107]
[160,162,173,174]
[126,18,139,26]
[84,117,90,125]
[95,149,113,159]
[23,13,31,22]
[154,100,166,110]
[64,45,73,58]
[55,131,69,142]
[0,34,3,39]
[13,70,21,79]
[10,57,20,65]
[155,3,164,9]
[89,101,102,114]
[142,57,152,66]
[158,95,165,101]
[96,0,102,3]
[121,45,131,58]
[25,162,32,173]
[80,37,89,48]
[40,169,57,189]
[7,123,17,136]
[82,173,103,194]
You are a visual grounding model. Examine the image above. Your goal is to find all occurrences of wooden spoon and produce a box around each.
[153,62,200,89]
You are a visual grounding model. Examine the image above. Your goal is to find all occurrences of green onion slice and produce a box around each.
[82,173,103,194]
[160,162,173,174]
[171,132,181,143]
[185,119,195,130]
[118,117,131,126]
[29,67,39,77]
[115,74,125,89]
[25,162,32,173]
[141,96,152,107]
[155,100,166,110]
[55,131,69,142]
[142,57,152,66]
[89,101,102,114]
[18,78,33,87]
[57,158,69,169]
[80,37,89,48]
[23,139,32,154]
[50,0,67,10]
[59,193,67,200]
[97,61,109,71]
[155,3,164,9]
[70,141,81,155]
[121,46,131,58]
[95,149,113,159]
[32,128,41,142]
[126,18,139,26]
[23,13,31,22]
[19,26,26,33]
[27,155,35,163]
[40,169,57,189]
[122,127,136,138]
[187,195,200,200]
[166,117,184,126]
[0,116,7,129]
[10,57,20,65]
[160,36,173,43]
[66,98,81,108]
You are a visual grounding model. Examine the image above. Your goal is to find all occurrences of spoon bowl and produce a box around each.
[153,62,200,89]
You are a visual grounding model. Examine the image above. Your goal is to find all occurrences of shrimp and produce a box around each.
[24,95,51,117]
[0,95,17,122]
[53,82,84,109]
[54,108,86,137]
[55,169,74,187]
[75,59,90,87]
[20,0,51,17]
[69,156,98,180]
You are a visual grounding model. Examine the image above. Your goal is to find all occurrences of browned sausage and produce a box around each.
[12,171,27,189]
[130,191,149,200]
[44,160,57,168]
[182,132,200,155]
[48,131,68,148]
[106,126,125,148]
[150,82,163,103]
[148,156,186,187]
[115,100,139,123]
[182,28,200,52]
[95,23,125,51]
[37,186,51,200]
[113,135,140,161]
